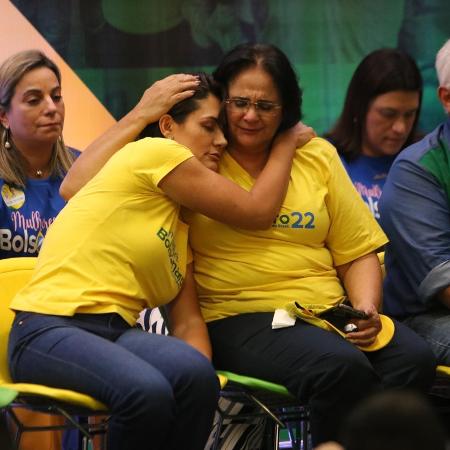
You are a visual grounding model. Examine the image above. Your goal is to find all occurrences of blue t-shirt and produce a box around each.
[0,177,67,258]
[340,154,395,221]
[0,150,79,259]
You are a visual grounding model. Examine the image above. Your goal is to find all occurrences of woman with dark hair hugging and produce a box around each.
[8,73,309,450]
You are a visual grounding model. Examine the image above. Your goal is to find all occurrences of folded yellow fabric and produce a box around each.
[284,302,395,352]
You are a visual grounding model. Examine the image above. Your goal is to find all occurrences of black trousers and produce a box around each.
[208,313,436,446]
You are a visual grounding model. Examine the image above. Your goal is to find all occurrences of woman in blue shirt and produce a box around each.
[326,48,422,222]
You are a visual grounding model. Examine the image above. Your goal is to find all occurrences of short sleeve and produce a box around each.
[127,138,194,189]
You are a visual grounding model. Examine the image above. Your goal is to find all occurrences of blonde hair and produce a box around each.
[436,39,450,88]
[0,49,75,188]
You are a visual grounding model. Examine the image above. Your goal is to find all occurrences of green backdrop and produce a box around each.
[12,0,450,134]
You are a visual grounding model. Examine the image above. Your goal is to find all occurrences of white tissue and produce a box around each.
[272,308,296,329]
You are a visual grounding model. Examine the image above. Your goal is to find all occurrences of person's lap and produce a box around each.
[207,312,436,444]
[208,313,381,444]
[8,311,219,450]
[9,312,187,402]
[208,313,434,388]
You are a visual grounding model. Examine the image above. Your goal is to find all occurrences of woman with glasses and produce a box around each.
[182,43,435,446]
[58,45,435,447]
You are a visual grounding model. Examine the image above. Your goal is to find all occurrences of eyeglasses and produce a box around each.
[224,97,282,116]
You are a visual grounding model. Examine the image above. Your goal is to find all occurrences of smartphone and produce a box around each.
[319,303,368,320]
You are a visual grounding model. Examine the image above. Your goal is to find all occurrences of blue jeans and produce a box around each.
[8,312,219,450]
[404,308,450,366]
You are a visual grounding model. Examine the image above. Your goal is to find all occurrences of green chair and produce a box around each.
[150,307,311,449]
[0,387,17,408]
[0,257,109,450]
[212,370,311,450]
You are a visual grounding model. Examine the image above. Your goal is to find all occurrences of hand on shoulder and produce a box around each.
[274,121,316,152]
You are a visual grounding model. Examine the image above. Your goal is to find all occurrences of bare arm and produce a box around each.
[60,74,200,199]
[336,252,383,347]
[437,286,450,309]
[167,264,212,360]
[160,123,315,230]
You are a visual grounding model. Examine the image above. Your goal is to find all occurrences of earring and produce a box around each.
[168,135,174,140]
[4,127,11,149]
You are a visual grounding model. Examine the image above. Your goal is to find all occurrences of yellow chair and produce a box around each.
[0,257,108,450]
[437,366,450,378]
[430,365,450,431]
[432,365,450,398]
[216,373,228,389]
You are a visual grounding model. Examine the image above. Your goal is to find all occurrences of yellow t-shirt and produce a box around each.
[186,137,388,322]
[11,138,194,325]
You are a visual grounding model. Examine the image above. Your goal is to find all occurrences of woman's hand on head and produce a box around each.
[273,122,316,152]
[61,74,200,200]
[132,74,199,125]
[345,304,382,348]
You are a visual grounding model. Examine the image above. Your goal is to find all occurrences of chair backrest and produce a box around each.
[0,257,37,383]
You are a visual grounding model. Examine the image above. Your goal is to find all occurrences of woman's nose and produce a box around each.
[242,105,260,121]
[43,96,58,113]
[215,131,227,149]
[392,117,407,134]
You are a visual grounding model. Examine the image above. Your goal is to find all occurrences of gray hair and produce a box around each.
[435,39,450,88]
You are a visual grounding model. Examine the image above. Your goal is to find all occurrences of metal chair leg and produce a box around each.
[209,411,224,450]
